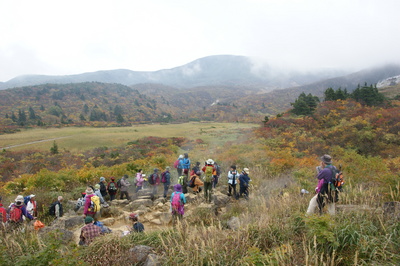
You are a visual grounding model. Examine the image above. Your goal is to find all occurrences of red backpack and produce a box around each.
[9,204,23,222]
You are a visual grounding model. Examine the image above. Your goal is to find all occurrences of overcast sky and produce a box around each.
[1,0,399,82]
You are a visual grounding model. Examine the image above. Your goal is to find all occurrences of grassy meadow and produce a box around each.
[0,122,257,152]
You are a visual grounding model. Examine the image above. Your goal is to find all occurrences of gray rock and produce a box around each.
[213,192,230,206]
[130,199,153,209]
[39,227,74,244]
[101,218,115,226]
[51,216,84,229]
[383,201,400,219]
[227,216,241,230]
[144,253,160,266]
[129,245,153,264]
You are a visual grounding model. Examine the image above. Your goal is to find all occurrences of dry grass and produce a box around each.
[0,122,257,152]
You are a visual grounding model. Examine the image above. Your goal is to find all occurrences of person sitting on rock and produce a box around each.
[79,216,102,246]
[128,213,144,233]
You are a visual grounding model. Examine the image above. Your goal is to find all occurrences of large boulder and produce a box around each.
[144,253,160,266]
[129,245,154,264]
[213,191,230,206]
[101,217,115,226]
[51,216,84,230]
[39,227,74,244]
[129,199,153,210]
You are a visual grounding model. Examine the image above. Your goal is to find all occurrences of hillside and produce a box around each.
[0,97,399,264]
[0,55,346,90]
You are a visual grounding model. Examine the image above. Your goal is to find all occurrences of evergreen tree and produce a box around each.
[116,114,124,123]
[11,112,17,122]
[50,141,59,154]
[324,87,336,101]
[291,92,319,116]
[28,106,36,120]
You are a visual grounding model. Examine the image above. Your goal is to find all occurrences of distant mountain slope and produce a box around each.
[0,55,346,90]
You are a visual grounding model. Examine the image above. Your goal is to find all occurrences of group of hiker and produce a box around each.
[0,194,63,229]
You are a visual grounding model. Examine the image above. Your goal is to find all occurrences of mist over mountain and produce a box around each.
[0,55,347,90]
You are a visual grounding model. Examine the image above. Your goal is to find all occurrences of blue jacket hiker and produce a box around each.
[239,168,251,199]
[179,153,191,175]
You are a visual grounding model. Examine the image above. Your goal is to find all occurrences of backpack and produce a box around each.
[188,175,196,188]
[174,159,180,168]
[109,182,117,191]
[24,196,31,205]
[178,175,185,185]
[9,205,23,222]
[89,195,101,212]
[161,171,167,183]
[117,179,122,188]
[49,202,58,216]
[204,165,214,182]
[327,165,344,203]
[148,174,156,185]
[171,192,182,211]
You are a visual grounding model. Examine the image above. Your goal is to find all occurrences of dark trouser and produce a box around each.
[182,175,188,194]
[136,186,142,193]
[152,184,159,195]
[239,185,248,199]
[120,191,130,200]
[213,176,219,188]
[163,183,170,198]
[109,193,116,201]
[204,182,212,202]
[177,168,183,176]
[228,183,237,198]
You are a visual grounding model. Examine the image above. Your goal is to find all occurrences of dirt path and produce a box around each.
[1,136,71,150]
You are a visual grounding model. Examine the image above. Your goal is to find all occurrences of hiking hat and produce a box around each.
[166,166,170,170]
[243,168,250,174]
[154,168,159,172]
[206,159,214,165]
[179,154,184,159]
[29,194,36,198]
[85,187,94,194]
[196,162,200,166]
[196,171,201,176]
[15,195,24,205]
[320,154,332,164]
[129,213,138,220]
[100,177,105,182]
[84,216,94,224]
[94,184,100,189]
[111,176,115,180]
[174,184,182,192]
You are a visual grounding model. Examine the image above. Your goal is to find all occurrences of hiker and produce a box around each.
[98,177,108,198]
[306,155,337,215]
[83,187,99,219]
[135,169,145,193]
[227,165,239,199]
[8,195,35,224]
[107,177,118,201]
[79,216,102,246]
[49,196,63,218]
[0,196,7,224]
[93,184,106,204]
[191,171,204,194]
[175,154,184,176]
[149,168,161,196]
[213,161,221,188]
[202,159,216,203]
[26,194,37,217]
[239,168,251,199]
[162,166,171,198]
[128,213,144,233]
[75,192,86,212]
[190,161,201,176]
[170,184,186,220]
[180,153,191,176]
[120,174,131,200]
